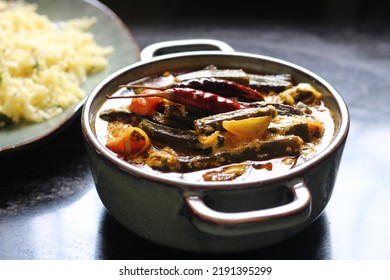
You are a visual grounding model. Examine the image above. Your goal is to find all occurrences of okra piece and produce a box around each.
[138,119,208,151]
[194,106,277,135]
[99,107,139,125]
[175,69,250,86]
[279,83,322,105]
[162,103,201,128]
[269,118,324,142]
[100,107,187,129]
[177,135,303,172]
[248,74,293,93]
[241,102,303,116]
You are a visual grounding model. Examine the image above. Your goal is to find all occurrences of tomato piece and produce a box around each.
[106,127,151,156]
[128,90,163,116]
[105,136,126,154]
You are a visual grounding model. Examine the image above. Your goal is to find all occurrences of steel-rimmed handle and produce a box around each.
[140,39,235,61]
[184,180,312,236]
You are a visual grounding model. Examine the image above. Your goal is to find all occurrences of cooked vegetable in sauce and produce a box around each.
[96,66,335,182]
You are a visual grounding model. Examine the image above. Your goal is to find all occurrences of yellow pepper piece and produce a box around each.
[123,127,151,155]
[198,131,220,148]
[222,116,271,138]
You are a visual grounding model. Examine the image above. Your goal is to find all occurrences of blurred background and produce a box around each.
[99,0,390,24]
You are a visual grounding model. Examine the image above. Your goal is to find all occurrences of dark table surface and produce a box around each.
[1,0,389,260]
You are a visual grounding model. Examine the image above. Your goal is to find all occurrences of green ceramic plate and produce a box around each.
[0,0,140,155]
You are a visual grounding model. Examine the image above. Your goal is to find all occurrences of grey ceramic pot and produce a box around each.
[81,39,350,253]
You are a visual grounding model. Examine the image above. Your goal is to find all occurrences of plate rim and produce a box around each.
[0,0,140,156]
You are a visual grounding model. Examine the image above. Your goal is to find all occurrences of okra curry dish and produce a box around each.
[96,66,334,182]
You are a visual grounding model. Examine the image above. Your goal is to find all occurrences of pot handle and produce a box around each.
[184,180,312,236]
[140,39,235,61]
